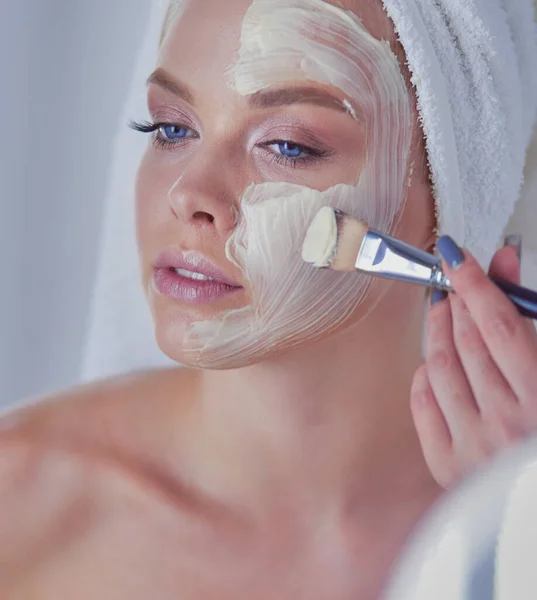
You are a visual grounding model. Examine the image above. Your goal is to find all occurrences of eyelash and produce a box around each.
[128,120,331,168]
[129,120,197,152]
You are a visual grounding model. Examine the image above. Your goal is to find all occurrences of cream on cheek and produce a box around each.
[175,0,412,368]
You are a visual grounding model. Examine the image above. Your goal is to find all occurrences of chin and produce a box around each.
[152,310,349,371]
[153,321,273,370]
[147,288,252,369]
[148,273,393,370]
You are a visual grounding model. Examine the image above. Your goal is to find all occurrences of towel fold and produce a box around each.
[381,0,537,267]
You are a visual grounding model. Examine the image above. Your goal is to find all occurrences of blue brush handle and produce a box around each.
[489,276,537,320]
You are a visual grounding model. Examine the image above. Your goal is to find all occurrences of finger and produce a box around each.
[493,240,537,341]
[503,233,522,264]
[426,292,481,440]
[437,236,537,405]
[410,364,453,486]
[489,246,521,285]
[451,289,532,450]
[450,292,519,417]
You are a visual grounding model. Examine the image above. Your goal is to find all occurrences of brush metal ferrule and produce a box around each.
[355,229,453,292]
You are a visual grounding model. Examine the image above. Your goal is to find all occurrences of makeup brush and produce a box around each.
[302,206,537,320]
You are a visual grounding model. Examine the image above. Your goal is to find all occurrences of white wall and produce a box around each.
[0,0,151,407]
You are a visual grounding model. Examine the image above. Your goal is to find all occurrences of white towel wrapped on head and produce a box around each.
[382,0,537,267]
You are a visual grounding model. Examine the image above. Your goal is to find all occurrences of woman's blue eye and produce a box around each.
[160,125,191,140]
[271,141,308,159]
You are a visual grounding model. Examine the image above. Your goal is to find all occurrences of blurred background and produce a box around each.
[0,0,157,408]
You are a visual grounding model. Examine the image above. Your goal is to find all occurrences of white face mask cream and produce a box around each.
[165,0,413,368]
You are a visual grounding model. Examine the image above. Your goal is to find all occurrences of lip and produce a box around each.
[152,248,243,304]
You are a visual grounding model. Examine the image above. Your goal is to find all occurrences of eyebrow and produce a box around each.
[146,68,195,104]
[146,69,356,117]
[248,87,351,114]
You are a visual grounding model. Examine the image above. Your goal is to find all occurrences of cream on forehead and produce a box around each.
[229,0,401,98]
[168,0,413,367]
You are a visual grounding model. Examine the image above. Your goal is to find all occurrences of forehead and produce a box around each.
[158,0,249,84]
[158,0,398,75]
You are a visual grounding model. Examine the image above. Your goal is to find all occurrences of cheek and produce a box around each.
[397,161,437,250]
[135,152,176,245]
[226,181,379,343]
[135,156,152,240]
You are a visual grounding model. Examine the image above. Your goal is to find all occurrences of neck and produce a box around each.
[190,284,442,523]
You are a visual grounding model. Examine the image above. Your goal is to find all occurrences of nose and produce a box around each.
[167,149,241,235]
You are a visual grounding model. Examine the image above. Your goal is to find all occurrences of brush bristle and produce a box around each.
[302,207,367,271]
[302,206,339,267]
[331,213,368,272]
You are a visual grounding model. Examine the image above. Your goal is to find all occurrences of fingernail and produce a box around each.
[437,235,465,269]
[503,234,522,263]
[431,288,448,305]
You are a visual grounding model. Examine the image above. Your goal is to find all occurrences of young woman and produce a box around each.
[1,0,536,597]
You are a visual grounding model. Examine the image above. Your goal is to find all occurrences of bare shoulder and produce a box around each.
[0,432,99,579]
[0,367,201,587]
[0,366,198,449]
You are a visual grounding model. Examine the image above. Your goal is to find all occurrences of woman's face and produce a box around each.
[135,0,435,369]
